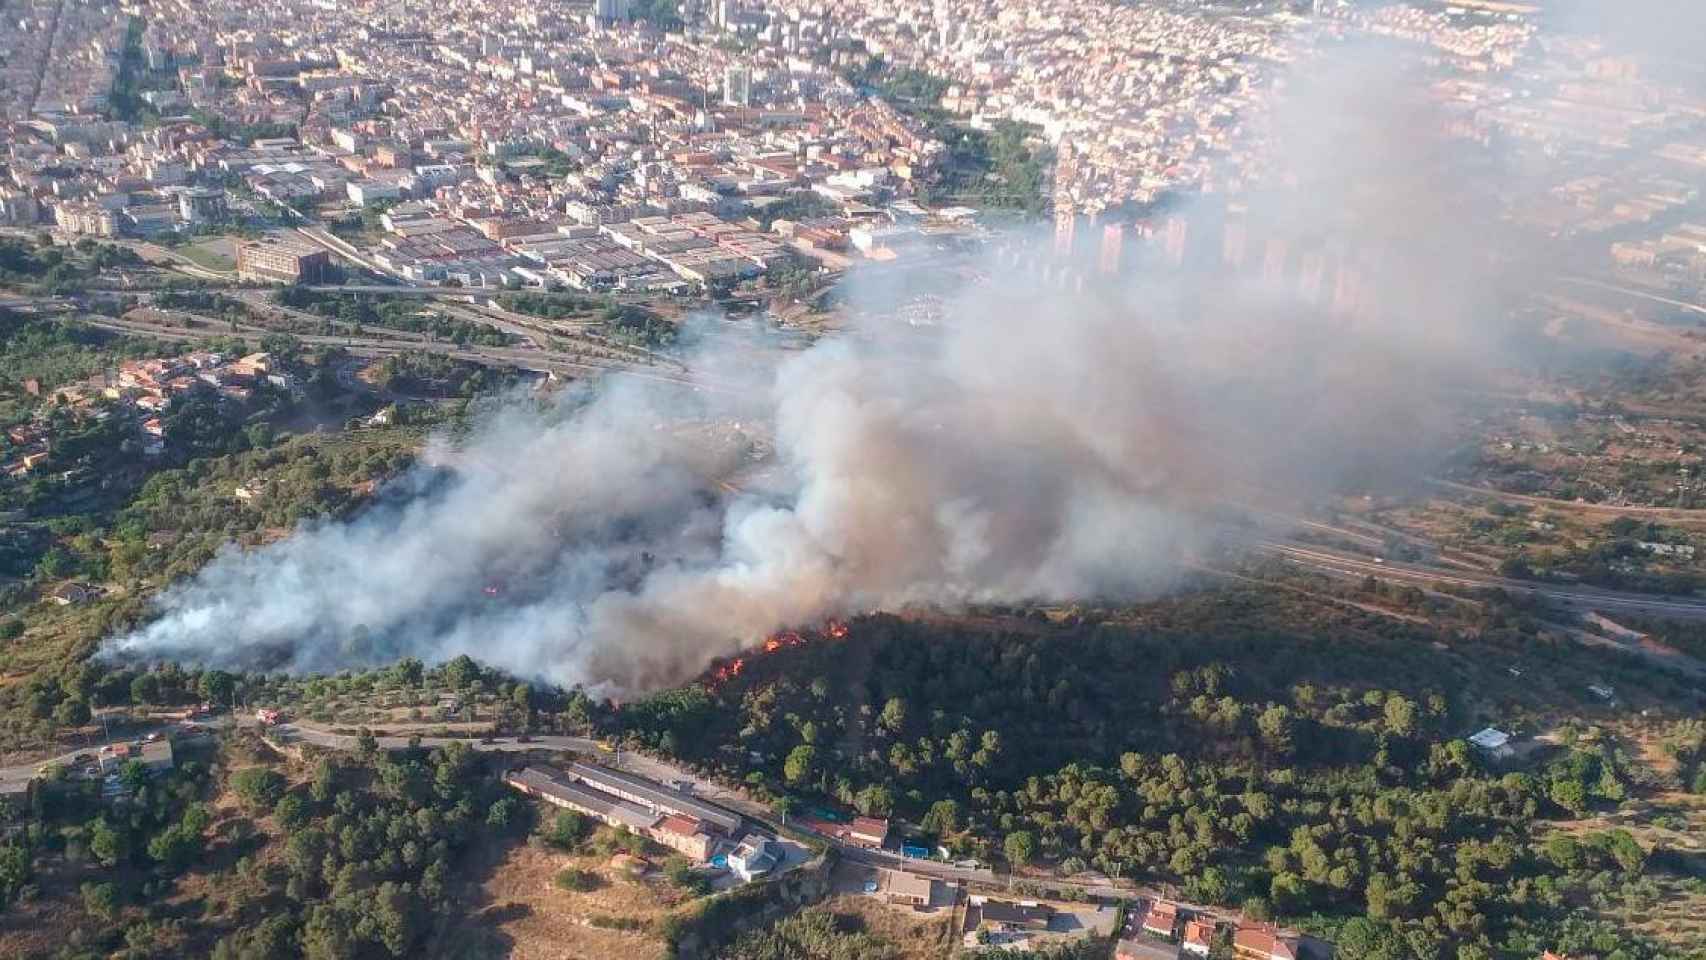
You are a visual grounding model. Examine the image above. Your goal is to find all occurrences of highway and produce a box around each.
[1563,276,1706,319]
[1261,540,1706,620]
[1261,539,1706,681]
[72,311,729,392]
[1427,478,1706,527]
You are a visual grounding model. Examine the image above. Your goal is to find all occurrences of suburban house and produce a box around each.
[886,870,936,907]
[1468,727,1515,760]
[1234,922,1300,960]
[975,898,1053,932]
[652,814,714,860]
[1183,918,1216,956]
[848,816,890,849]
[728,836,781,881]
[1142,899,1180,938]
[139,739,175,775]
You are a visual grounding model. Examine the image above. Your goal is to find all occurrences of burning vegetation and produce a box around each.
[705,619,849,689]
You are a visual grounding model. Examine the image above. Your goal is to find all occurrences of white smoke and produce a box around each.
[103,40,1546,694]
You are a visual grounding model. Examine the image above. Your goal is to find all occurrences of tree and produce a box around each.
[1383,696,1418,737]
[390,657,424,687]
[922,798,961,836]
[1257,705,1295,757]
[89,817,128,867]
[443,654,481,690]
[148,820,204,871]
[784,745,818,786]
[1548,778,1587,816]
[119,758,149,793]
[545,810,585,848]
[1335,918,1409,960]
[855,783,894,817]
[554,868,601,891]
[1004,830,1036,868]
[0,845,31,906]
[198,670,237,705]
[81,880,119,921]
[212,914,297,960]
[231,767,287,810]
[878,697,908,735]
[274,793,309,831]
[1603,829,1647,875]
[130,673,161,705]
[53,697,92,728]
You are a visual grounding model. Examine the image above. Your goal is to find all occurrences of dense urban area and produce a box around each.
[0,0,1705,959]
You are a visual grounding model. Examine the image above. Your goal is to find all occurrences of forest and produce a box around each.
[2,724,525,959]
[620,601,1706,960]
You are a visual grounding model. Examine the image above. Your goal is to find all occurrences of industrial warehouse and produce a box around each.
[503,761,784,877]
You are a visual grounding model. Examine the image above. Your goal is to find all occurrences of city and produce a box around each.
[0,0,1705,959]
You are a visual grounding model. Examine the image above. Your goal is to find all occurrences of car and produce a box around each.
[515,734,533,743]
[479,736,496,745]
[72,753,93,763]
[143,733,161,743]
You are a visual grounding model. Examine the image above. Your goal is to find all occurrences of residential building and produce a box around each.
[651,814,714,861]
[724,65,752,107]
[975,898,1052,932]
[1142,899,1180,938]
[1468,727,1515,760]
[1183,918,1216,956]
[236,238,330,283]
[1234,923,1300,960]
[847,816,889,849]
[178,187,227,223]
[886,870,936,907]
[728,836,781,881]
[140,738,175,775]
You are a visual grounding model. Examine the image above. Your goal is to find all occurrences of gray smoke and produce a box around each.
[104,41,1541,694]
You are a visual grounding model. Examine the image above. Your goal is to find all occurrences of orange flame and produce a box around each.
[707,657,747,688]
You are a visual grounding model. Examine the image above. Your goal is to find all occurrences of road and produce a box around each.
[294,226,410,282]
[1563,276,1706,319]
[1261,540,1706,680]
[0,712,1002,887]
[1428,478,1706,527]
[72,311,723,391]
[1262,540,1706,620]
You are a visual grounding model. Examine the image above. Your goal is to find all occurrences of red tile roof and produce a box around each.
[655,814,702,837]
[1235,923,1298,960]
[1185,919,1215,947]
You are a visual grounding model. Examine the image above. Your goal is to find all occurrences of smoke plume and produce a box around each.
[105,41,1537,694]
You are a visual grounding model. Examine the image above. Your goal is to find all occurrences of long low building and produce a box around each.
[505,766,661,831]
[564,761,743,835]
[504,762,737,862]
